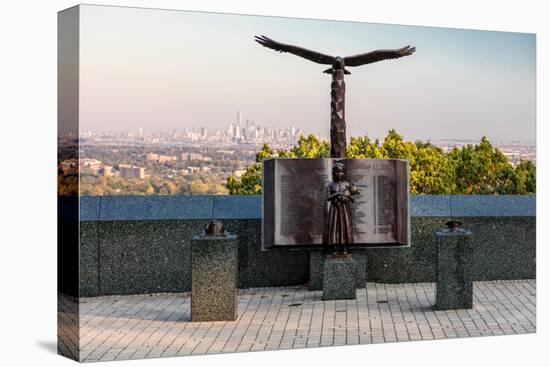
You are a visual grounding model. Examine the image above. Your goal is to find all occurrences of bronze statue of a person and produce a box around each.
[325,161,360,254]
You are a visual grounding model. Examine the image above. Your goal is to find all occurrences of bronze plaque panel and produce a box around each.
[262,158,410,249]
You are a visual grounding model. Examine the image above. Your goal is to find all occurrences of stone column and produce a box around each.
[435,225,473,310]
[322,254,357,300]
[330,69,346,158]
[191,234,238,321]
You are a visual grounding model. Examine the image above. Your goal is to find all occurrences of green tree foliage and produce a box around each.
[514,160,536,194]
[447,137,515,194]
[410,143,455,195]
[225,136,329,194]
[288,134,330,158]
[347,135,382,158]
[226,130,536,196]
[226,144,276,195]
[348,129,454,195]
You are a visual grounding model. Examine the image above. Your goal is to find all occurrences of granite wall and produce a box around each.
[71,195,535,297]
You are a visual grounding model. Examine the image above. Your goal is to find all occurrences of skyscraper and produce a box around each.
[236,112,243,127]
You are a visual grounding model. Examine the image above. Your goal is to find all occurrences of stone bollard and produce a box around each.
[322,254,357,300]
[435,221,473,310]
[191,221,238,321]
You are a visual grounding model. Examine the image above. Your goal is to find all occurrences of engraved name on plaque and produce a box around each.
[262,158,409,249]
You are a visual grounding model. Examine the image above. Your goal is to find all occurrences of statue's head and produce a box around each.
[333,57,345,70]
[332,161,346,181]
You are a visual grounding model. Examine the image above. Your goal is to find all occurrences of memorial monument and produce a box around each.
[258,35,415,250]
[257,35,415,298]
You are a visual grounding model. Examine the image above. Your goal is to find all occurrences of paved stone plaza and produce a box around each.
[64,280,535,362]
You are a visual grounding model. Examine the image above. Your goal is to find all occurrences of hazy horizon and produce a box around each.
[78,5,536,144]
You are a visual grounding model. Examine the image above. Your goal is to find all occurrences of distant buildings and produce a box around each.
[80,158,102,175]
[60,159,118,177]
[181,152,212,162]
[76,113,535,178]
[61,158,102,175]
[147,153,177,163]
[220,112,302,145]
[119,164,145,179]
[60,159,79,173]
[79,111,306,148]
[147,151,213,162]
[101,165,113,177]
[186,166,211,174]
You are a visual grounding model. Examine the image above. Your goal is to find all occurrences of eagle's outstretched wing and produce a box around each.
[344,46,416,67]
[254,35,335,65]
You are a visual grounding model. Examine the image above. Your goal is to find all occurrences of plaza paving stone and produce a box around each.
[67,280,535,362]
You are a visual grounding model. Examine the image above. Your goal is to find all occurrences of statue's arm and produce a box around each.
[325,183,333,201]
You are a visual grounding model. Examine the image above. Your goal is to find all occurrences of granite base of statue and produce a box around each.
[322,254,357,300]
[310,250,367,291]
[191,221,238,322]
[435,221,473,310]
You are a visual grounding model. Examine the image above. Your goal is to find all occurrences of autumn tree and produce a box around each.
[226,136,329,195]
[447,137,513,194]
[226,144,276,195]
[347,130,454,194]
[226,130,535,196]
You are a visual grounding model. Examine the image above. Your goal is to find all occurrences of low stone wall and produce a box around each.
[71,195,535,297]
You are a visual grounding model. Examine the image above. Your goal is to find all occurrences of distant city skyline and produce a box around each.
[79,114,535,145]
[79,5,536,144]
[80,112,306,149]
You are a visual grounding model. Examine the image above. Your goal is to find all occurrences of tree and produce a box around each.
[514,160,536,194]
[347,135,381,158]
[226,136,329,195]
[410,144,455,195]
[348,130,454,194]
[448,137,513,194]
[288,134,330,158]
[226,144,277,195]
[380,129,416,160]
[226,131,536,195]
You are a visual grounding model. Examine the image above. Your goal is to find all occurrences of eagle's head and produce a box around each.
[333,57,345,70]
[323,57,351,75]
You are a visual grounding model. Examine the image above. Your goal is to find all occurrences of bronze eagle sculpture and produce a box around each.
[254,35,416,158]
[254,35,415,75]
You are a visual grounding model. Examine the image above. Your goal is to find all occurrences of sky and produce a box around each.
[78,4,536,143]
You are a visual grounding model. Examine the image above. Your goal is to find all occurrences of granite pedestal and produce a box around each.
[310,250,367,291]
[435,227,473,310]
[322,255,357,300]
[191,234,238,321]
